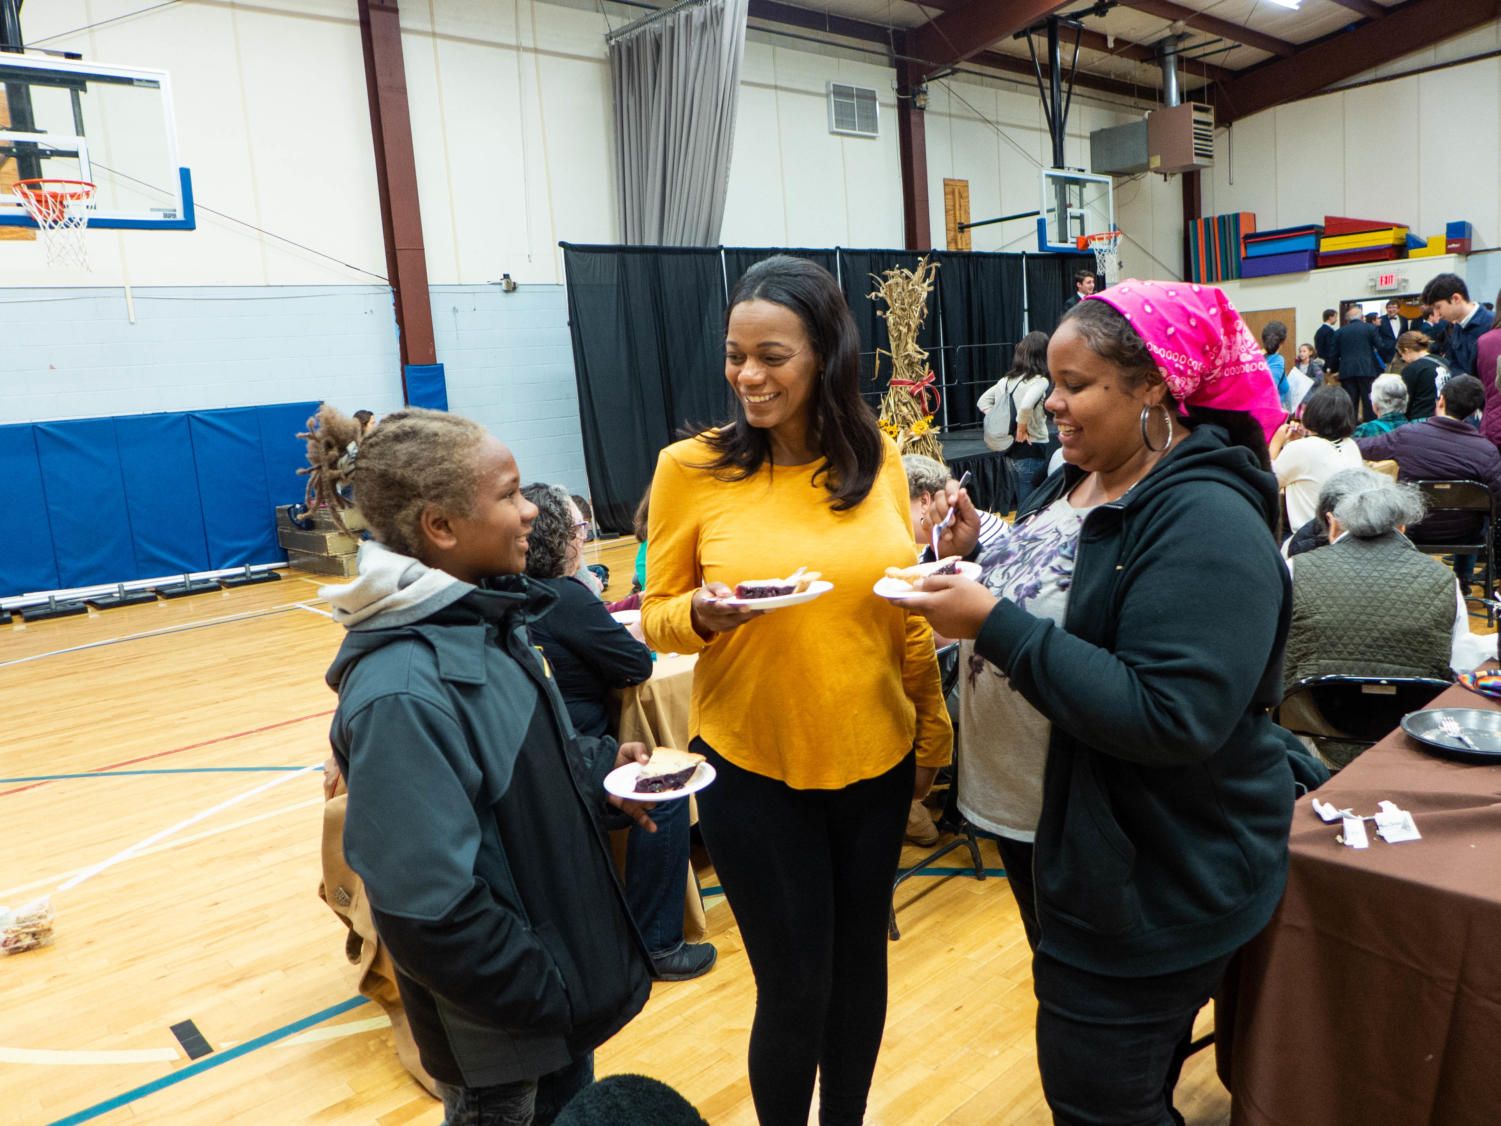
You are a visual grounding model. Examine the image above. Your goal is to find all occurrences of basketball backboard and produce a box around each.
[0,53,193,230]
[1037,168,1112,254]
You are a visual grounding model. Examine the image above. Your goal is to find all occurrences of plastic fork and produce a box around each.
[1436,713,1479,750]
[930,470,972,560]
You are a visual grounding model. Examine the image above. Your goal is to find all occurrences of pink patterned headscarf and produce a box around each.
[1084,279,1285,441]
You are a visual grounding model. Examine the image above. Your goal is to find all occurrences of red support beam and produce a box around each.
[358,0,436,393]
[1120,0,1296,59]
[906,0,1071,73]
[1181,169,1201,282]
[1217,0,1501,124]
[895,46,931,252]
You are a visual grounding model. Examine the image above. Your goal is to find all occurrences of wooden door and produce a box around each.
[1240,306,1297,372]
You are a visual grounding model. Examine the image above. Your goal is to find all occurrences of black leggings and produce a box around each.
[692,740,914,1126]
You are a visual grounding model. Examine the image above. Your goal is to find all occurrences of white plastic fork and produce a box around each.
[930,470,972,560]
[1435,713,1479,750]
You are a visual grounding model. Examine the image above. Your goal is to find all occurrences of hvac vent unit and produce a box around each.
[828,82,878,138]
[1147,102,1214,174]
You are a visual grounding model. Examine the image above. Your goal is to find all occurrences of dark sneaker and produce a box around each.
[652,942,718,981]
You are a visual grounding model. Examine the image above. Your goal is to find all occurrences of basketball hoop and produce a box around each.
[1078,230,1122,287]
[11,179,96,269]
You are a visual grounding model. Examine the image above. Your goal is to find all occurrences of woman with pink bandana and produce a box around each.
[902,281,1307,1125]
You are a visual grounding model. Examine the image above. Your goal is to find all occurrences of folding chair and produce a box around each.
[890,643,987,940]
[1276,674,1451,769]
[1411,479,1495,625]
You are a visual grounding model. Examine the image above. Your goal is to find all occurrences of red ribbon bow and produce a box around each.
[890,370,940,415]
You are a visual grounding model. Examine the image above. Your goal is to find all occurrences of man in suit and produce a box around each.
[1415,304,1448,351]
[1421,272,1495,377]
[1314,308,1338,363]
[1328,307,1383,422]
[1062,268,1096,314]
[1375,298,1408,366]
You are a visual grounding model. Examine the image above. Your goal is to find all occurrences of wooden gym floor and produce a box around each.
[1,536,1236,1125]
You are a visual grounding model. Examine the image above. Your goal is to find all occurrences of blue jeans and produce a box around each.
[1007,450,1048,511]
[624,789,690,958]
[438,1052,593,1126]
[1033,951,1232,1126]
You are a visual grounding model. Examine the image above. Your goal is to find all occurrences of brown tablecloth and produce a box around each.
[616,652,697,751]
[612,652,706,944]
[1217,682,1501,1125]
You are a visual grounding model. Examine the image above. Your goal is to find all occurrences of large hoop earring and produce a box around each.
[1140,403,1173,452]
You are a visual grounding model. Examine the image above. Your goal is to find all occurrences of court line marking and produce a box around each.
[0,766,316,783]
[0,599,333,669]
[44,996,370,1126]
[58,766,320,891]
[0,797,323,902]
[296,603,335,618]
[0,710,334,798]
[267,1014,390,1047]
[0,1046,180,1066]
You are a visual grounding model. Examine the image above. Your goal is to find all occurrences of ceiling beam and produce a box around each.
[904,0,1234,85]
[1327,0,1386,17]
[969,47,1158,104]
[906,0,1073,73]
[1119,0,1296,58]
[745,0,1158,103]
[746,0,892,45]
[1216,0,1501,124]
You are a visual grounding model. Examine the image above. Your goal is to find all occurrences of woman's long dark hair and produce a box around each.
[1060,298,1274,485]
[698,255,881,510]
[1005,330,1050,381]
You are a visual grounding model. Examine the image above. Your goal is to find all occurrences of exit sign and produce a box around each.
[1377,273,1397,288]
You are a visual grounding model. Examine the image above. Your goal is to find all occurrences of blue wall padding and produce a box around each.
[1,401,318,597]
[189,408,281,570]
[0,424,61,595]
[256,401,319,515]
[405,363,448,410]
[116,413,211,577]
[35,419,138,590]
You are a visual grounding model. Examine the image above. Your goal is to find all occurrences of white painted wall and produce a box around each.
[1204,33,1501,253]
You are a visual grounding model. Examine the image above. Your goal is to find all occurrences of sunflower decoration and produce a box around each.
[871,257,945,462]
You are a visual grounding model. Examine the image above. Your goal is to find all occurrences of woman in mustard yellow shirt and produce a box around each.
[642,256,952,1126]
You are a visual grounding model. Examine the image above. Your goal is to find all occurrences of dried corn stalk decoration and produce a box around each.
[871,256,945,463]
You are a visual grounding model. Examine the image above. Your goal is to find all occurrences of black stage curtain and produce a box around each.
[723,247,839,295]
[837,249,940,409]
[934,252,1025,432]
[562,243,731,534]
[1025,254,1073,337]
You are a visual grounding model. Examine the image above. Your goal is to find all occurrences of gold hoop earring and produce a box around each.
[1140,403,1173,452]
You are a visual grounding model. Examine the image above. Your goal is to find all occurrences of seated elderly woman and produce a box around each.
[903,453,1008,559]
[521,483,717,981]
[1351,374,1410,439]
[1282,467,1487,768]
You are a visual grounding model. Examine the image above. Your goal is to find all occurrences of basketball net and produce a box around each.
[12,180,96,270]
[1080,231,1122,287]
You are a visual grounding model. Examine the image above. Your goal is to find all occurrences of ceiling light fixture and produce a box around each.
[1264,0,1301,9]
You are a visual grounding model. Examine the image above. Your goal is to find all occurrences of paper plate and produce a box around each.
[873,560,982,600]
[720,579,834,610]
[604,761,717,801]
